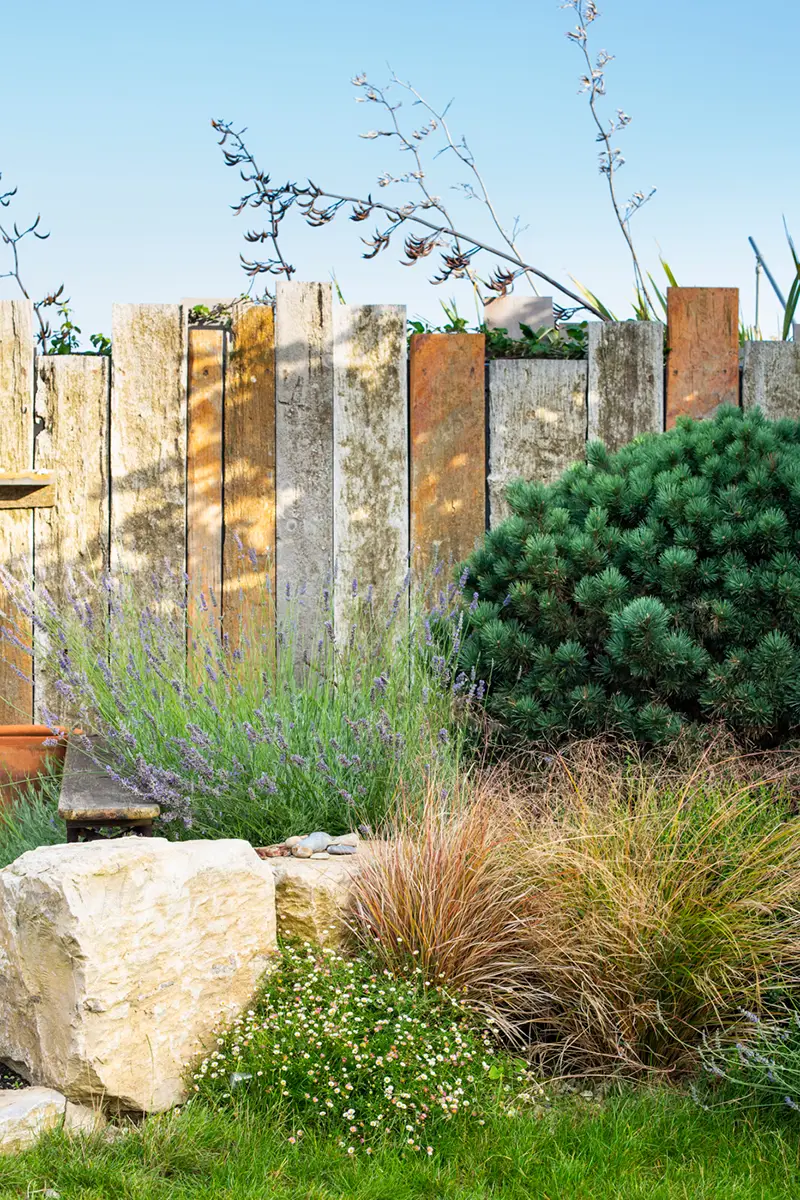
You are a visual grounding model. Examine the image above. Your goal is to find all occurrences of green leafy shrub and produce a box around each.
[191,943,519,1154]
[458,406,800,742]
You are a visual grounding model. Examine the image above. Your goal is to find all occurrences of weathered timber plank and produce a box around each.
[110,304,187,592]
[333,304,407,631]
[587,321,664,448]
[666,288,739,427]
[484,296,554,339]
[187,328,224,635]
[275,282,334,636]
[741,341,800,420]
[33,355,110,722]
[488,359,587,525]
[223,304,276,640]
[409,333,486,568]
[0,300,34,723]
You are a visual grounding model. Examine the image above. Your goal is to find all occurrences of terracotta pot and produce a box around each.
[0,725,70,804]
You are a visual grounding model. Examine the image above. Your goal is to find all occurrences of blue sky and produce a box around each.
[1,0,796,340]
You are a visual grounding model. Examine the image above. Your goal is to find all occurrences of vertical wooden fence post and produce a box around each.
[488,359,587,525]
[0,301,34,723]
[223,304,276,641]
[275,281,334,640]
[588,322,664,448]
[187,327,224,636]
[33,355,110,722]
[409,333,486,570]
[333,304,408,632]
[666,288,739,427]
[741,341,800,420]
[110,304,187,598]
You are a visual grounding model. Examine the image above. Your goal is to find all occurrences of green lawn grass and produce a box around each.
[1,1089,798,1200]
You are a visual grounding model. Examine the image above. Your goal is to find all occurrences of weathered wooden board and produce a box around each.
[0,300,34,723]
[409,333,486,568]
[741,341,800,420]
[333,304,407,631]
[588,321,664,448]
[33,355,110,722]
[488,359,587,524]
[666,288,739,427]
[275,282,334,635]
[223,304,276,639]
[187,328,224,635]
[110,304,187,593]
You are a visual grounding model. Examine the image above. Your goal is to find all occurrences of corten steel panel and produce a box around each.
[666,288,739,428]
[409,333,486,570]
[223,304,276,641]
[187,328,224,636]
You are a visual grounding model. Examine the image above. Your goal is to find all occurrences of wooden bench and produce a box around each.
[58,737,160,843]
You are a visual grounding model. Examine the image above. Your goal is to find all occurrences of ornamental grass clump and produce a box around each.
[457,406,800,743]
[191,942,517,1155]
[0,560,475,845]
[351,742,800,1073]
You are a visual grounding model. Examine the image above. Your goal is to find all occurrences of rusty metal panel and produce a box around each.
[187,328,224,635]
[223,304,276,639]
[666,288,739,427]
[409,333,486,569]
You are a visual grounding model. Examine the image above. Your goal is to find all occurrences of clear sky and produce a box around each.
[1,0,796,341]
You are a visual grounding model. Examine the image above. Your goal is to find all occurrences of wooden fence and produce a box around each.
[1,281,800,723]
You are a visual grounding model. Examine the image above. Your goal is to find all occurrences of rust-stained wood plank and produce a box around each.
[409,333,486,569]
[110,304,187,595]
[666,288,739,427]
[333,304,407,631]
[488,359,587,525]
[187,328,224,635]
[0,300,34,723]
[275,281,334,638]
[33,355,110,723]
[741,341,800,420]
[223,304,276,641]
[588,321,664,448]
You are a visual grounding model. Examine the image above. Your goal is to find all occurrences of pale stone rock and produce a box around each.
[0,1087,104,1154]
[0,839,277,1114]
[265,846,373,947]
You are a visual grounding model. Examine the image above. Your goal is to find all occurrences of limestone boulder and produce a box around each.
[0,839,277,1113]
[0,1087,103,1154]
[265,844,374,947]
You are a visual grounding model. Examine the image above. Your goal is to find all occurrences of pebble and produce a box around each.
[328,844,357,855]
[292,831,334,857]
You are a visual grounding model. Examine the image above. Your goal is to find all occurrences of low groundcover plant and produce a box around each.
[190,942,523,1154]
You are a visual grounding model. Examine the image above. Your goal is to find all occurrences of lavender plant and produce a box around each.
[697,1011,800,1115]
[0,561,474,846]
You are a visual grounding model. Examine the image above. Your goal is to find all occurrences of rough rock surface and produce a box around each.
[0,839,277,1113]
[0,1087,103,1153]
[265,846,373,947]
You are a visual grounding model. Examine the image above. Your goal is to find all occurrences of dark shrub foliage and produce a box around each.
[458,407,800,743]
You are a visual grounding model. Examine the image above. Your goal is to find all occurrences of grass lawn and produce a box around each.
[0,1089,798,1200]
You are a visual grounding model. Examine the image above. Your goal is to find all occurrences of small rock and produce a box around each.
[284,835,304,849]
[255,846,291,858]
[328,844,357,856]
[310,852,331,860]
[292,831,332,857]
[0,1088,104,1154]
[333,832,360,849]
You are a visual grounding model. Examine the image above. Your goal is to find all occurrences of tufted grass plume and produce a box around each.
[351,740,800,1072]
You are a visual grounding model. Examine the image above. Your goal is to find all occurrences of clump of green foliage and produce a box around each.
[0,767,65,869]
[458,407,800,743]
[408,309,588,360]
[191,942,522,1154]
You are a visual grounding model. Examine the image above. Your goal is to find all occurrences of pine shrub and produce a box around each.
[459,407,800,742]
